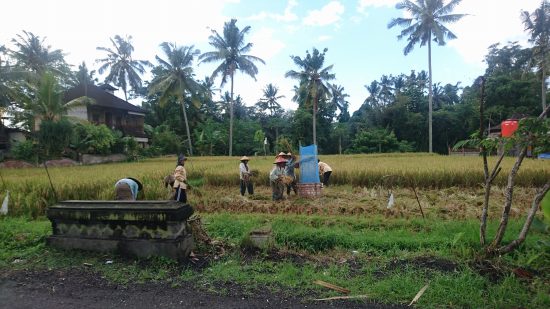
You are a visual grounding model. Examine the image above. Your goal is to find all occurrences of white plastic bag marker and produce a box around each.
[1,190,9,215]
[387,192,394,209]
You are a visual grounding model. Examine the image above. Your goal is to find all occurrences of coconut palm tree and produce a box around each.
[388,0,466,153]
[522,0,550,112]
[329,84,350,121]
[149,42,202,156]
[285,48,335,145]
[257,83,285,116]
[199,19,265,156]
[96,35,151,101]
[10,31,68,76]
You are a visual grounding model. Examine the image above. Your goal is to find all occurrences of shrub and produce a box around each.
[151,125,183,155]
[71,123,116,155]
[11,140,38,162]
[347,128,414,154]
[37,119,73,159]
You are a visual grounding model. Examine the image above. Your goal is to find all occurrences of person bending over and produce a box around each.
[114,177,143,200]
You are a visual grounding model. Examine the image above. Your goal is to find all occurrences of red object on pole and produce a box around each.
[501,120,519,137]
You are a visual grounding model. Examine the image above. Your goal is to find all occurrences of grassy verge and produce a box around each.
[1,214,548,308]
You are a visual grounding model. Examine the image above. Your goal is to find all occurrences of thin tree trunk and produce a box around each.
[229,72,234,156]
[542,65,547,113]
[275,127,279,152]
[478,77,504,246]
[479,77,489,245]
[180,96,193,156]
[339,135,342,155]
[313,93,317,145]
[498,181,550,254]
[428,38,433,153]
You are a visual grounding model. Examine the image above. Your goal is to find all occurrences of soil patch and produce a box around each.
[374,256,458,279]
[43,159,78,167]
[470,260,506,283]
[0,160,34,168]
[0,268,407,309]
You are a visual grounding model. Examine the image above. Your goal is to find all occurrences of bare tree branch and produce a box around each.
[498,181,550,254]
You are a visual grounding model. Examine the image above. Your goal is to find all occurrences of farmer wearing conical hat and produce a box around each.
[239,156,254,196]
[269,156,287,201]
[173,154,188,203]
[114,177,143,200]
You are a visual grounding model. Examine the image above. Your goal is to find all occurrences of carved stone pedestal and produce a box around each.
[47,200,194,261]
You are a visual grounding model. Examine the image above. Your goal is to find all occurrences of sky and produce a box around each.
[0,0,542,114]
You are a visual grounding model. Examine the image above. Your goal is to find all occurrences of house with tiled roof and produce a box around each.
[65,84,148,144]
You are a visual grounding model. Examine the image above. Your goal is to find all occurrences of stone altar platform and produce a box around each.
[46,200,194,261]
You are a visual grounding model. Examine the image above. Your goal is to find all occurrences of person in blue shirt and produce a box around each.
[114,177,143,200]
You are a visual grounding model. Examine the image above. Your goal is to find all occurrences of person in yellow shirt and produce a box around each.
[173,154,188,203]
[318,159,333,187]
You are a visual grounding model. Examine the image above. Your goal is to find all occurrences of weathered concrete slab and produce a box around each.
[46,200,194,261]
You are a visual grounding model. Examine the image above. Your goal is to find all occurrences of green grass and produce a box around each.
[1,214,548,308]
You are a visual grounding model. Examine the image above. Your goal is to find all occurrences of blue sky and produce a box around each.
[0,0,542,113]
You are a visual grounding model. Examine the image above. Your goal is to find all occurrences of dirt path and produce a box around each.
[0,269,406,309]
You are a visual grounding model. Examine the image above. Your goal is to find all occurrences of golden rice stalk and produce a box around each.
[280,175,294,185]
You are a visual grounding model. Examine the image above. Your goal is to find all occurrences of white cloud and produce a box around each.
[303,1,345,27]
[275,0,299,22]
[357,0,398,15]
[448,0,541,68]
[246,0,298,23]
[317,35,332,42]
[249,28,286,61]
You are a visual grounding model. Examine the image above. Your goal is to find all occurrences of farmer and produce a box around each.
[284,152,298,196]
[173,154,188,203]
[318,159,333,187]
[269,156,287,201]
[239,156,254,196]
[114,177,143,200]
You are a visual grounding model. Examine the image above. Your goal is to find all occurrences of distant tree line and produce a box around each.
[0,1,548,159]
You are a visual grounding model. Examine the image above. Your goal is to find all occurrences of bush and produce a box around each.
[37,119,73,159]
[347,128,414,154]
[11,140,38,162]
[151,125,183,155]
[71,123,116,155]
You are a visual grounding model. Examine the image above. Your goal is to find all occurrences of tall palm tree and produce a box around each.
[199,19,265,156]
[258,83,285,116]
[10,31,68,76]
[522,0,550,112]
[388,0,466,153]
[329,84,350,121]
[285,48,335,145]
[149,42,202,156]
[96,35,151,101]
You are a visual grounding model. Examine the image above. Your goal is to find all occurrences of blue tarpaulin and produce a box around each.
[538,153,550,159]
[299,145,319,183]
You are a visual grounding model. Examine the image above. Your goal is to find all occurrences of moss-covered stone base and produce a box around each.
[46,200,194,261]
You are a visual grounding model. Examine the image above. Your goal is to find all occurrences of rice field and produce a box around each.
[0,153,549,217]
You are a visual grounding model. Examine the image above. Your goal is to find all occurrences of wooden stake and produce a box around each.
[314,295,369,301]
[313,280,350,294]
[409,283,429,306]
